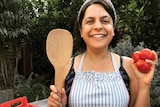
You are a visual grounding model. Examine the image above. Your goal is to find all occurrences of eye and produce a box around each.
[101,19,110,24]
[86,19,94,24]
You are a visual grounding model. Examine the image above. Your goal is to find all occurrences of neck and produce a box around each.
[85,50,111,61]
[82,50,113,72]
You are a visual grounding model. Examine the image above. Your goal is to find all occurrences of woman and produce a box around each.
[48,0,158,107]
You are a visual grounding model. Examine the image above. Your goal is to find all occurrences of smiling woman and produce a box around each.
[47,0,158,107]
[73,0,118,53]
[80,4,115,50]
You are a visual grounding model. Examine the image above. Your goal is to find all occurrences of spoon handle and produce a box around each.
[54,67,64,97]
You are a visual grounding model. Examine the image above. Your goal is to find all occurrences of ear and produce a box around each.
[80,28,83,38]
[113,32,115,36]
[112,28,115,36]
[113,26,116,36]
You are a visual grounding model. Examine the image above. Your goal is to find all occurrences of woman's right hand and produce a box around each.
[48,85,67,107]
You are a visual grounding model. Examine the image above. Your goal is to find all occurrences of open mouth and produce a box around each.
[92,34,105,38]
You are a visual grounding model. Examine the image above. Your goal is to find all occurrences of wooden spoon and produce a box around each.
[46,28,73,97]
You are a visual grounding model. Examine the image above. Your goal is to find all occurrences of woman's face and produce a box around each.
[80,4,115,51]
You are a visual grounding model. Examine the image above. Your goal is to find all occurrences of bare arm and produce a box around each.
[130,51,158,107]
[134,85,150,107]
[122,57,138,107]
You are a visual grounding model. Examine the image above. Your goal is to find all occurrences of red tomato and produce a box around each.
[140,48,155,60]
[136,60,151,73]
[132,51,141,63]
[132,48,155,73]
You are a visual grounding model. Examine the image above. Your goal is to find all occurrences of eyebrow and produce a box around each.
[85,15,111,19]
[101,15,111,19]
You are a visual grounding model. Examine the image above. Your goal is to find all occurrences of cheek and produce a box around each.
[80,27,88,38]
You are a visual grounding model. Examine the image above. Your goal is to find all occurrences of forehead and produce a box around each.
[83,4,111,18]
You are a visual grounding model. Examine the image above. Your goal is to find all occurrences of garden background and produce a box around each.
[0,0,160,106]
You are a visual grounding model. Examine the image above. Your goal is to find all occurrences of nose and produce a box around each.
[94,20,103,30]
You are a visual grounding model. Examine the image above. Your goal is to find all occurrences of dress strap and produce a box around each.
[77,53,85,72]
[110,52,119,71]
[77,52,119,72]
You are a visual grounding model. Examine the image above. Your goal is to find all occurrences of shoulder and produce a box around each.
[121,56,137,80]
[112,53,134,77]
[110,53,134,76]
[121,56,138,106]
[112,53,138,106]
[122,56,132,71]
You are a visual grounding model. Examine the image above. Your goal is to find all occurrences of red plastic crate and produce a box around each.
[0,96,38,107]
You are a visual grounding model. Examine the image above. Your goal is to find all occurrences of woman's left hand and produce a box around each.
[130,51,158,88]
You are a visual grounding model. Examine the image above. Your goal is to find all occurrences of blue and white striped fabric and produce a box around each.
[68,53,130,107]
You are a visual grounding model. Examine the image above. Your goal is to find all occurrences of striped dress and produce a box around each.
[68,53,130,107]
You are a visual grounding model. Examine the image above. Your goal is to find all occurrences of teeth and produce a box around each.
[93,35,104,38]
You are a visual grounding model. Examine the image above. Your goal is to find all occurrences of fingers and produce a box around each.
[145,50,158,67]
[50,85,58,93]
[61,88,66,99]
[48,85,62,107]
[130,58,138,71]
[61,88,67,105]
[48,95,62,107]
[152,50,158,63]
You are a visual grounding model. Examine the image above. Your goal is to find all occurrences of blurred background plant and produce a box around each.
[0,0,160,106]
[14,72,50,102]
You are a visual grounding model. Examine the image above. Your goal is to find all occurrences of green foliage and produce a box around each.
[111,39,143,57]
[1,0,160,105]
[150,49,160,107]
[14,72,50,102]
[0,0,33,89]
[27,0,84,74]
[116,0,160,50]
[112,39,146,56]
[0,0,31,41]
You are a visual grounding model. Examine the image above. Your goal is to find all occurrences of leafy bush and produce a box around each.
[116,0,160,50]
[111,39,144,56]
[14,72,50,102]
[150,51,160,107]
